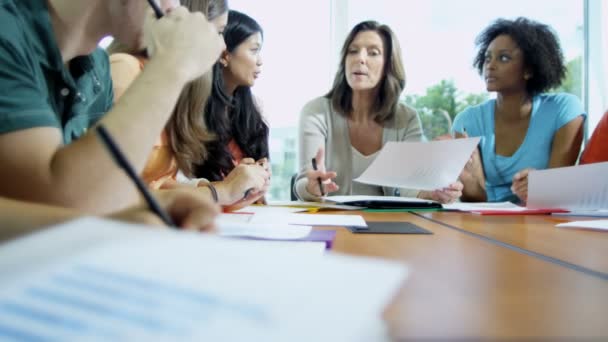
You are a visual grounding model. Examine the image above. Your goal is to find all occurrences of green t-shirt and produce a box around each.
[0,0,113,144]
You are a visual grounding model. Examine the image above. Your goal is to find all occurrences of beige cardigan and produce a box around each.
[295,96,424,201]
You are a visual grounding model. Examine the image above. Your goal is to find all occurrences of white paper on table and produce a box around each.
[528,162,608,210]
[234,206,308,214]
[353,137,480,190]
[0,218,406,341]
[325,195,437,206]
[216,214,312,239]
[552,209,608,218]
[250,213,367,227]
[556,220,608,231]
[444,201,525,212]
[266,200,363,210]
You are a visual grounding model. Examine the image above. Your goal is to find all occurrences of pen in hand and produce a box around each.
[146,0,164,19]
[96,125,177,228]
[311,157,325,197]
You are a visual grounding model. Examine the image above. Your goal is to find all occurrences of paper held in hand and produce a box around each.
[527,162,608,210]
[353,137,481,190]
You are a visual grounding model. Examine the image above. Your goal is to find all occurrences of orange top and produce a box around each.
[109,53,178,189]
[228,139,245,165]
[580,111,608,164]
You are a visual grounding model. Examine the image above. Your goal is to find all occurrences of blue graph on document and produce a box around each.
[0,264,271,341]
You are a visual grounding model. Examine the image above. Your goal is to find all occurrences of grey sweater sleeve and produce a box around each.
[295,97,329,201]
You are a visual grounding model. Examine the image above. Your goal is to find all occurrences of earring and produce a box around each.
[220,60,228,68]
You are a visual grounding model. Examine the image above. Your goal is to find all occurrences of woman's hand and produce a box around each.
[110,188,220,231]
[436,131,486,202]
[305,147,339,197]
[213,159,270,205]
[511,168,534,204]
[418,181,463,204]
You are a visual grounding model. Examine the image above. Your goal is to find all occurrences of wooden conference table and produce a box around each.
[322,211,608,341]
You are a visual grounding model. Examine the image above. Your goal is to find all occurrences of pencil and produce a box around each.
[311,158,325,196]
[96,125,177,228]
[146,0,164,19]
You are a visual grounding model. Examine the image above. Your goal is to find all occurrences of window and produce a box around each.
[102,1,595,201]
[341,0,584,139]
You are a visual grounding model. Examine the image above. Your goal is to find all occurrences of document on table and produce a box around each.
[216,214,313,239]
[324,195,441,209]
[249,213,368,227]
[528,162,608,210]
[443,201,524,212]
[553,210,608,218]
[266,200,363,211]
[233,206,308,214]
[353,137,480,190]
[443,201,567,215]
[0,218,407,341]
[556,220,608,231]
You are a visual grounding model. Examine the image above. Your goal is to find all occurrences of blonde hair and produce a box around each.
[108,0,229,177]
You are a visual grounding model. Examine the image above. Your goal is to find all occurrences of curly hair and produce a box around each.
[473,17,566,96]
[193,10,269,181]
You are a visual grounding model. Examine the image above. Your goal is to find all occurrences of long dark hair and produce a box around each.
[194,10,269,181]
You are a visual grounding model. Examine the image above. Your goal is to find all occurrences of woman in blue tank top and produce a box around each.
[452,18,586,203]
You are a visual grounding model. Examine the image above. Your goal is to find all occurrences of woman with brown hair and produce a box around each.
[109,0,270,209]
[294,20,462,203]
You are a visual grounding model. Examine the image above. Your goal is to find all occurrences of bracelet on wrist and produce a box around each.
[202,183,219,203]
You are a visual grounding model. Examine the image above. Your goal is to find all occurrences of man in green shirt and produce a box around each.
[0,0,224,213]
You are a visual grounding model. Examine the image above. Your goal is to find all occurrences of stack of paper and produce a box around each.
[249,213,367,227]
[553,210,608,218]
[444,202,568,215]
[266,201,363,211]
[324,195,440,209]
[233,206,308,214]
[354,137,480,190]
[216,213,313,240]
[0,218,406,341]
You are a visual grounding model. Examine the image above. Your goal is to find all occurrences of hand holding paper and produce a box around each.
[354,137,481,190]
[527,162,608,210]
[511,168,533,203]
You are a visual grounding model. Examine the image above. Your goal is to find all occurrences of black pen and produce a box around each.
[96,125,177,228]
[311,158,325,196]
[147,0,164,19]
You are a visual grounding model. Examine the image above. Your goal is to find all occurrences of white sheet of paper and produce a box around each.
[233,206,308,214]
[556,220,608,231]
[444,201,525,212]
[216,215,312,239]
[0,218,406,341]
[250,213,367,227]
[325,195,437,206]
[353,137,480,190]
[528,162,608,210]
[552,210,608,218]
[266,200,363,210]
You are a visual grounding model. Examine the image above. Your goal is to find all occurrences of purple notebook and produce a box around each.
[301,230,336,250]
[244,230,336,250]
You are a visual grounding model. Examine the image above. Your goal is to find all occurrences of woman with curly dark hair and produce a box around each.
[452,17,586,203]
